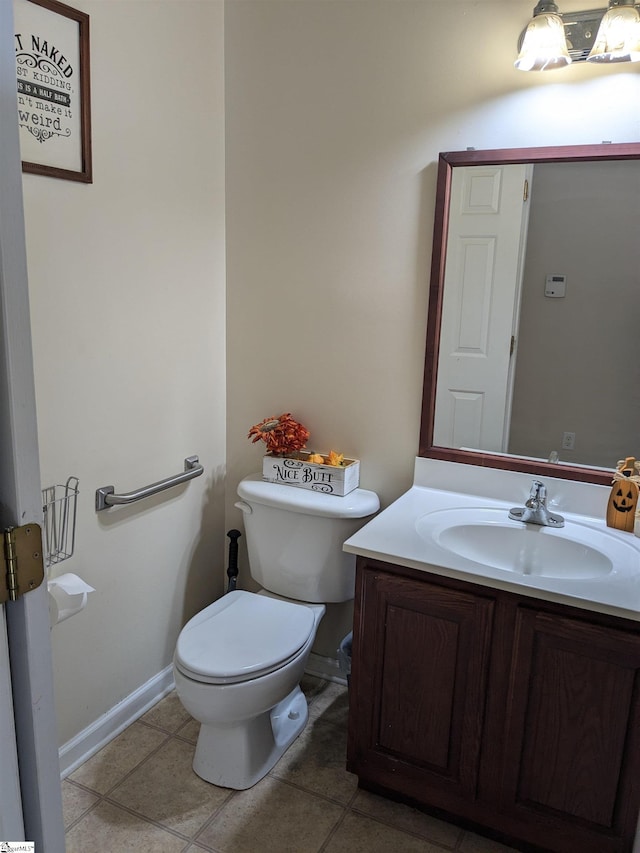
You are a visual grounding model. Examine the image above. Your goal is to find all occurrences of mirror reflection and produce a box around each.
[421,144,640,484]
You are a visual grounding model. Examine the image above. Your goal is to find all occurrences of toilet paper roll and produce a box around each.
[48,573,95,627]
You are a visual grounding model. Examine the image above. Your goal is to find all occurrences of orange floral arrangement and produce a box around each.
[248,413,310,456]
[248,413,347,465]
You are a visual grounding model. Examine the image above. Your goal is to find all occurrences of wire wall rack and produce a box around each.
[42,476,79,568]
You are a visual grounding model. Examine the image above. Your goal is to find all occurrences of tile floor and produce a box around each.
[62,676,520,853]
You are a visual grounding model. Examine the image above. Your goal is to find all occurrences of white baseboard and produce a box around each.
[305,652,347,686]
[58,665,175,779]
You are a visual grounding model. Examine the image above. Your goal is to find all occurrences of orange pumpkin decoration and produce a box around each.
[606,458,639,532]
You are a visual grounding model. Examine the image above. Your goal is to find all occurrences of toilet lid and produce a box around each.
[174,590,315,684]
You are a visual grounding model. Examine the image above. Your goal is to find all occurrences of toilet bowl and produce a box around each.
[173,474,379,789]
[173,589,325,789]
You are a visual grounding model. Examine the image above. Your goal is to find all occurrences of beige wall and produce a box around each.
[224,0,640,654]
[23,0,226,745]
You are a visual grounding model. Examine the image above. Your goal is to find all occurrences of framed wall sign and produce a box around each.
[14,0,92,183]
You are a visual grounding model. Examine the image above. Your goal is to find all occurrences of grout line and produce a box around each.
[136,717,191,736]
[264,773,357,810]
[173,729,199,747]
[346,804,461,851]
[67,725,173,802]
[99,729,174,799]
[317,803,350,852]
[99,795,195,845]
[61,778,104,833]
[192,789,241,853]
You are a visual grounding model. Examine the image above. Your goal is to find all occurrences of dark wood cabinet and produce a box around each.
[347,557,640,853]
[348,567,495,807]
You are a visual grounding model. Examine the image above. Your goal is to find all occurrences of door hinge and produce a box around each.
[523,179,529,202]
[2,523,45,603]
[510,335,516,356]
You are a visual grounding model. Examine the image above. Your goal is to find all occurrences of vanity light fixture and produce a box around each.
[587,0,640,62]
[515,1,572,71]
[516,0,640,69]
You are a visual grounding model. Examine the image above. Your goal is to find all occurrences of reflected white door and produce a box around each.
[434,164,531,452]
[0,2,65,849]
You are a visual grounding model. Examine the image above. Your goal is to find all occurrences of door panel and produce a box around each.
[434,164,530,452]
[379,601,461,768]
[503,607,640,847]
[349,564,495,806]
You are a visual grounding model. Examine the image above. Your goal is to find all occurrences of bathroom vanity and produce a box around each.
[345,141,640,852]
[344,460,640,853]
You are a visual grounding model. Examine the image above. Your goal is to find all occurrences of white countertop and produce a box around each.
[344,459,640,622]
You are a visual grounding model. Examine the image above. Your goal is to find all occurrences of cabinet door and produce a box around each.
[348,565,494,809]
[502,607,640,853]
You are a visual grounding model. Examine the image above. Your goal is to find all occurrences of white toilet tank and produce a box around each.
[236,475,379,603]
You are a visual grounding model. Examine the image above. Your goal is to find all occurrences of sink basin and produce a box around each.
[416,508,636,580]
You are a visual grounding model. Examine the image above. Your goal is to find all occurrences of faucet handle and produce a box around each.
[529,480,546,501]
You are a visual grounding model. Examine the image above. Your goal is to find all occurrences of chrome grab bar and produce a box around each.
[95,456,204,512]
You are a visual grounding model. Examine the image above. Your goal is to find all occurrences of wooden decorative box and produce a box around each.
[262,452,360,496]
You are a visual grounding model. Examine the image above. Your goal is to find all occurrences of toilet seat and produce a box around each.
[174,590,315,685]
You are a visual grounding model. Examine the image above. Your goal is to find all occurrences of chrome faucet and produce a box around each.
[509,480,564,528]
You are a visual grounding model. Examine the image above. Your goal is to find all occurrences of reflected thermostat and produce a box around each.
[545,274,567,298]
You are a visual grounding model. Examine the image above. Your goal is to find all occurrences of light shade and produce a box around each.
[515,1,572,71]
[587,0,640,62]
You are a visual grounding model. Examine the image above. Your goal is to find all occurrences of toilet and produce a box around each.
[173,473,379,789]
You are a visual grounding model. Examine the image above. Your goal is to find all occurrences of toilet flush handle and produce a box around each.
[234,500,252,515]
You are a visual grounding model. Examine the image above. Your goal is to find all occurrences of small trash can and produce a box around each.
[338,631,353,686]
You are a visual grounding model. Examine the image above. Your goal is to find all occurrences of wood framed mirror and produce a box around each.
[419,142,640,486]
